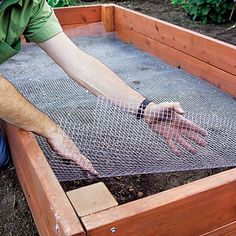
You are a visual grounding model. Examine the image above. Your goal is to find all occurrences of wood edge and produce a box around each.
[115,23,236,97]
[113,5,236,76]
[21,22,106,46]
[67,182,118,218]
[5,123,85,236]
[54,5,102,26]
[82,167,236,231]
[114,5,236,49]
[62,22,107,39]
[200,220,236,235]
[54,4,103,10]
[101,4,115,32]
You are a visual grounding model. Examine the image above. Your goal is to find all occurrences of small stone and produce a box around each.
[132,80,141,85]
[128,187,134,192]
[137,191,144,198]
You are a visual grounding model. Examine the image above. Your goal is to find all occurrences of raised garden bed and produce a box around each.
[3,4,236,236]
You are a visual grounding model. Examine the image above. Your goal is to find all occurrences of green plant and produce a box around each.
[47,0,78,8]
[172,0,234,23]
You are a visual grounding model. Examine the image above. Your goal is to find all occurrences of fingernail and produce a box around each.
[92,170,99,176]
[176,108,184,114]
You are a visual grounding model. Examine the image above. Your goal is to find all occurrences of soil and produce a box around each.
[0,1,235,235]
[61,168,228,205]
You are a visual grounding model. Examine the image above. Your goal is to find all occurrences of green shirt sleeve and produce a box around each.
[24,0,62,43]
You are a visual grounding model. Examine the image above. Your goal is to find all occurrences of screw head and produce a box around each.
[110,227,117,233]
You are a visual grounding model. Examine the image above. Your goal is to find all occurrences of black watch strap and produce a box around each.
[136,98,153,120]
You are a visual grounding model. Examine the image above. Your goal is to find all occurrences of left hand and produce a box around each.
[46,126,98,176]
[144,102,208,156]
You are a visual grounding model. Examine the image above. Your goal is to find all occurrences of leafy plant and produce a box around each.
[47,0,78,8]
[171,0,234,23]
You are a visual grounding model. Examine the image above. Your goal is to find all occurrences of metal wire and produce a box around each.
[1,34,236,181]
[36,98,236,180]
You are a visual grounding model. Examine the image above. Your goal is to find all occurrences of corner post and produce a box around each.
[101,4,115,32]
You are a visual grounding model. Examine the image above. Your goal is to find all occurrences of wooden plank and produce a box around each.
[5,124,85,236]
[115,23,236,98]
[101,4,115,32]
[82,168,236,236]
[21,23,106,45]
[67,182,118,217]
[55,5,101,26]
[114,6,236,76]
[62,22,106,39]
[201,221,236,236]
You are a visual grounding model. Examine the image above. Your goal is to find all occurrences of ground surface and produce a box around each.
[0,1,235,235]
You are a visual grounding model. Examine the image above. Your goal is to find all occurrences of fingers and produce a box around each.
[181,117,208,136]
[48,128,99,176]
[185,130,207,147]
[157,102,184,115]
[166,134,206,156]
[172,102,184,114]
[70,151,98,176]
[165,138,181,156]
[76,154,99,176]
[166,128,205,155]
[176,136,197,154]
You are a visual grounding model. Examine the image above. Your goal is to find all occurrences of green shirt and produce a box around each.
[0,0,62,64]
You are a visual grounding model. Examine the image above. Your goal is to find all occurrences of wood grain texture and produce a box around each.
[21,23,106,45]
[67,182,118,217]
[115,23,236,98]
[5,124,84,236]
[55,5,101,26]
[101,4,115,32]
[82,168,236,236]
[62,22,106,39]
[201,221,236,236]
[114,6,236,76]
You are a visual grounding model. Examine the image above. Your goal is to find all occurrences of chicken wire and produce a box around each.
[0,33,236,181]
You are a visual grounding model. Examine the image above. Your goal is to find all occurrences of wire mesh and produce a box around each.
[0,34,236,181]
[35,97,236,181]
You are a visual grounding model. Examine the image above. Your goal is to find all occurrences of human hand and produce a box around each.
[46,126,98,176]
[144,102,208,155]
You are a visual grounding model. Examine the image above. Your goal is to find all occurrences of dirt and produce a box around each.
[62,168,228,205]
[0,1,235,235]
[0,163,38,236]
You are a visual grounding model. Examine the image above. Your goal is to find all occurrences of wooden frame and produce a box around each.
[5,4,236,236]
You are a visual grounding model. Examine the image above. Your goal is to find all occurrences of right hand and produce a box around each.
[46,126,98,176]
[144,102,208,156]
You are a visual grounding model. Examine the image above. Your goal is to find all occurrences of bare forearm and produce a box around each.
[0,75,57,137]
[38,32,145,108]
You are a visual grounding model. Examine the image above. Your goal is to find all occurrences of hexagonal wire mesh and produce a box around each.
[1,33,236,181]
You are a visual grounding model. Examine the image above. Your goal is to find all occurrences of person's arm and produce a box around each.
[0,75,97,174]
[38,32,146,109]
[39,32,185,114]
[0,75,56,136]
[38,32,207,155]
